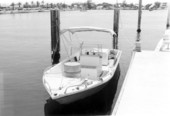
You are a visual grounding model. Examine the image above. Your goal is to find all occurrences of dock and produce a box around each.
[112,50,170,116]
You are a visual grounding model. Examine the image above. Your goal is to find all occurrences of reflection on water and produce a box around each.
[44,65,120,116]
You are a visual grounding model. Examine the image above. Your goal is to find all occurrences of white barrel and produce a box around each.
[63,62,81,77]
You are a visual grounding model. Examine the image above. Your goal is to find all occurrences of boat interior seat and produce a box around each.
[79,50,102,80]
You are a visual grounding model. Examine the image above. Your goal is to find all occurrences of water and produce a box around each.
[0,10,168,116]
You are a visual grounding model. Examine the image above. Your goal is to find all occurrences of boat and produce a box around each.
[155,29,170,52]
[18,9,30,13]
[38,9,50,12]
[42,27,122,104]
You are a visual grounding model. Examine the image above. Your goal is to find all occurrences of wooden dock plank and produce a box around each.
[112,51,170,116]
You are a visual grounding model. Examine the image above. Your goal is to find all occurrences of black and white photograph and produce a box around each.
[0,0,170,116]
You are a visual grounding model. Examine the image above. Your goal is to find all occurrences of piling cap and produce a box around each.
[135,41,141,52]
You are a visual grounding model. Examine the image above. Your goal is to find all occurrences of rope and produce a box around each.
[52,43,59,64]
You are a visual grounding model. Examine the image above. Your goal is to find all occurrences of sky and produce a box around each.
[0,0,169,5]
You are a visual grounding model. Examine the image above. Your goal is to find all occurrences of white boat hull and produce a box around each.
[43,26,122,104]
[54,64,121,104]
[55,80,107,104]
[43,50,121,104]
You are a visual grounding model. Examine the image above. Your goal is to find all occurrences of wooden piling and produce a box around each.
[137,0,142,33]
[135,0,142,52]
[113,9,120,49]
[51,10,60,65]
[135,33,141,52]
[166,3,170,29]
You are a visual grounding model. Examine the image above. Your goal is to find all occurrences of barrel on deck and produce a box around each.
[63,62,81,77]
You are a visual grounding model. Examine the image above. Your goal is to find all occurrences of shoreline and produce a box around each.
[0,9,51,14]
[0,8,167,15]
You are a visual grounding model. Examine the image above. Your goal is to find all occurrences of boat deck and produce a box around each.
[112,50,170,116]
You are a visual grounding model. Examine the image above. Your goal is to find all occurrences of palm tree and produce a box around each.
[50,3,54,8]
[36,1,40,7]
[31,1,34,8]
[46,3,49,9]
[18,2,22,8]
[24,2,29,8]
[11,2,15,10]
[41,1,44,8]
[41,1,44,5]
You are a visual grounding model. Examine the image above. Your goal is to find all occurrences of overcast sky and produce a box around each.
[0,0,169,5]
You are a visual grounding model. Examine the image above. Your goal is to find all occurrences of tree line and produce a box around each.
[0,1,167,10]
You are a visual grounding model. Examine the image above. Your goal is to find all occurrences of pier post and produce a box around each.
[113,9,120,49]
[137,0,142,33]
[166,3,170,29]
[51,10,60,65]
[135,0,142,52]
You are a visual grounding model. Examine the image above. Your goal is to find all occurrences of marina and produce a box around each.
[0,4,169,116]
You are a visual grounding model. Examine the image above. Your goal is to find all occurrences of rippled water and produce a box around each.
[0,10,168,116]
